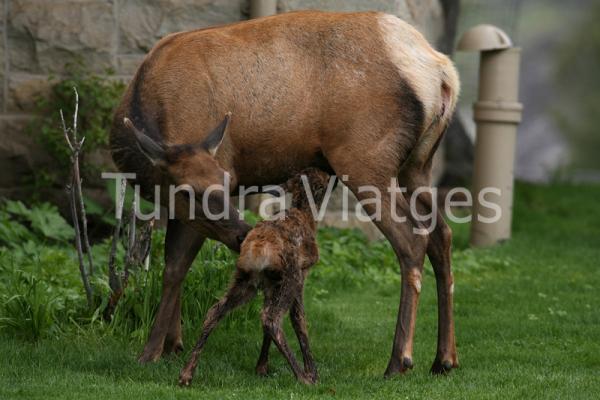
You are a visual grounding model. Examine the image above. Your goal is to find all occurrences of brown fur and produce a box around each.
[112,11,459,375]
[178,169,328,386]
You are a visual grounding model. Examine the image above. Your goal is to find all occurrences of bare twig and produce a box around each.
[104,177,127,321]
[103,195,154,321]
[140,218,154,271]
[62,87,94,308]
[72,167,94,275]
[68,181,93,308]
[72,88,79,142]
[60,110,74,152]
[123,197,137,284]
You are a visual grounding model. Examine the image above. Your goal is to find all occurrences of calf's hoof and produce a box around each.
[178,371,194,387]
[384,357,413,378]
[307,370,319,384]
[430,356,459,375]
[255,363,269,377]
[297,373,316,385]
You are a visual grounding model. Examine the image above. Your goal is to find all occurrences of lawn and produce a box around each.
[1,182,599,399]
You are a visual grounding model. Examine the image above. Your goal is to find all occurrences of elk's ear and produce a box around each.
[202,112,231,157]
[124,118,166,166]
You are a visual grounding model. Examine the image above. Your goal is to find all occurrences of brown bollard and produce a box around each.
[458,25,523,247]
[245,0,278,216]
[250,0,277,19]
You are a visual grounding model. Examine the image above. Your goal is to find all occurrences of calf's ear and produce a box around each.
[202,112,231,157]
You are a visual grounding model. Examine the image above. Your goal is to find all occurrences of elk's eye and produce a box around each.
[236,233,247,246]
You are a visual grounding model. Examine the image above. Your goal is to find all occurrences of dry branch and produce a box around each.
[103,185,154,321]
[104,177,127,321]
[62,87,94,308]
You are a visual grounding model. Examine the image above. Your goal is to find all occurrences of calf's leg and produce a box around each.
[261,309,313,385]
[255,331,272,376]
[290,295,318,382]
[179,270,257,386]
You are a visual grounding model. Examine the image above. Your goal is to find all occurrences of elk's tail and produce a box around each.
[402,59,460,171]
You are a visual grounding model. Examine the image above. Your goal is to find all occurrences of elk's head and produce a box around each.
[123,113,250,251]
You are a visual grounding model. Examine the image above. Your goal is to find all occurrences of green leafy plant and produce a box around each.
[0,200,74,247]
[27,60,126,185]
[0,273,62,341]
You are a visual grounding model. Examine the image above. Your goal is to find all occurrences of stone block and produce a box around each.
[118,0,246,54]
[278,0,443,43]
[7,0,116,74]
[6,73,50,112]
[0,23,4,112]
[116,54,144,76]
[0,115,51,188]
[279,0,400,14]
[118,0,162,53]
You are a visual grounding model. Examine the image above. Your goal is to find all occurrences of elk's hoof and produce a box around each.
[430,357,458,374]
[384,357,413,378]
[138,349,162,364]
[163,341,184,356]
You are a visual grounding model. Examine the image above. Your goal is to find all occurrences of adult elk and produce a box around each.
[110,10,459,376]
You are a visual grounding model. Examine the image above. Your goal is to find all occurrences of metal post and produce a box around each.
[458,25,523,247]
[250,0,277,19]
[246,0,278,216]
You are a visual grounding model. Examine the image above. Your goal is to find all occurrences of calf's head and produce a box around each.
[284,168,331,209]
[123,113,250,251]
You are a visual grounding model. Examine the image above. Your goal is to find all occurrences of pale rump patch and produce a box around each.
[377,13,460,126]
[449,283,454,295]
[251,247,273,271]
[238,239,281,272]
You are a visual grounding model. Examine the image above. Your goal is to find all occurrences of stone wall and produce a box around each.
[0,0,446,232]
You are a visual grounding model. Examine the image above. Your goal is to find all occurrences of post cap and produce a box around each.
[457,24,513,52]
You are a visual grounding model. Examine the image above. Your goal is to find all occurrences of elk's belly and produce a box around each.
[229,130,332,188]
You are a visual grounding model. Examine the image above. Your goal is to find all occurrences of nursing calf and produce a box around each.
[179,168,329,386]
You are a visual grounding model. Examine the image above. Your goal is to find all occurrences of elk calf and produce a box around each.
[179,168,330,386]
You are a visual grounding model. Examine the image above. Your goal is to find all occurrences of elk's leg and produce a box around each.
[255,330,272,376]
[290,295,318,383]
[163,294,183,354]
[179,270,257,386]
[139,219,205,363]
[326,149,428,377]
[410,187,458,373]
[382,199,427,378]
[353,186,427,377]
[428,213,458,373]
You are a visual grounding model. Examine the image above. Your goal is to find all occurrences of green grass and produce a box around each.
[1,182,599,399]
